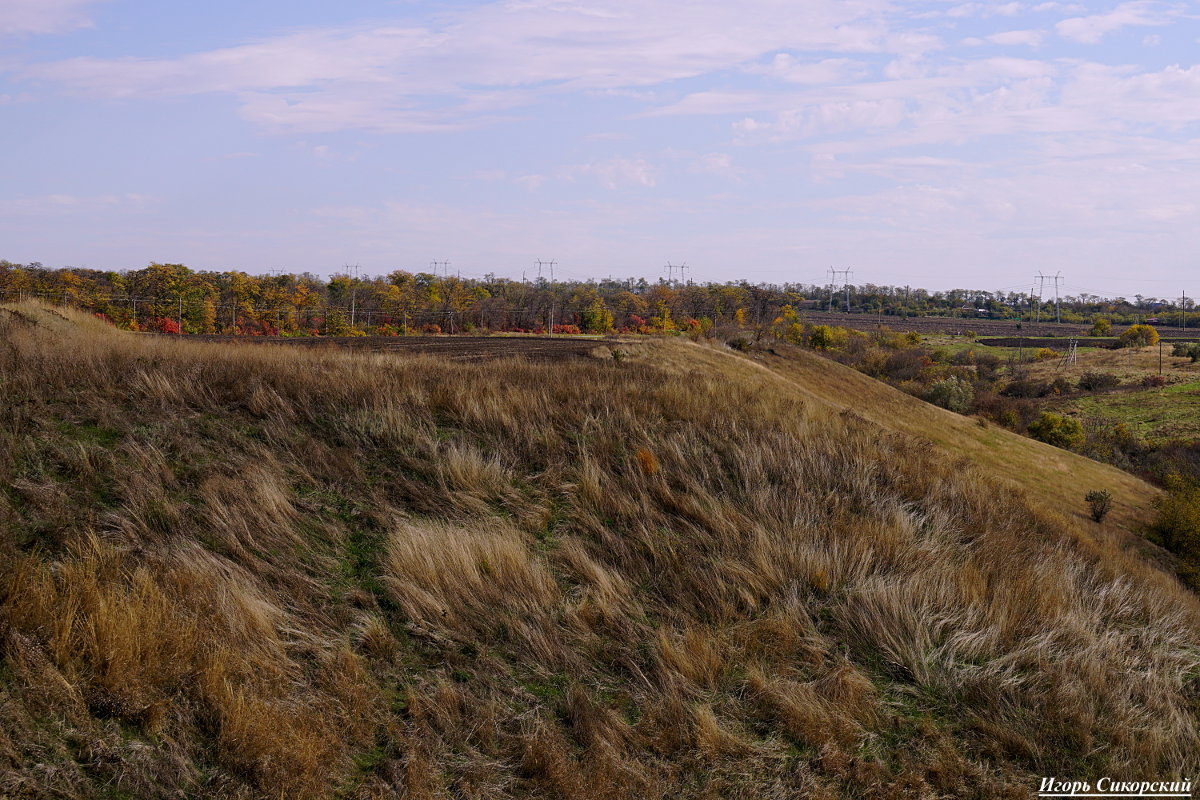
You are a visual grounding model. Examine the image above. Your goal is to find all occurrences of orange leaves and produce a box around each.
[635,447,659,476]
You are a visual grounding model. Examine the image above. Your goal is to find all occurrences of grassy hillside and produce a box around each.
[741,342,1160,534]
[2,303,1199,799]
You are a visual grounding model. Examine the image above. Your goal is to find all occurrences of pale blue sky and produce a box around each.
[2,0,1199,294]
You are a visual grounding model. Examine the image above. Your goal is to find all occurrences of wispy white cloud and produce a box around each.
[2,192,155,215]
[946,2,1025,19]
[0,0,105,35]
[690,152,741,180]
[745,55,868,85]
[22,0,907,133]
[1056,1,1177,43]
[562,156,656,189]
[986,29,1046,46]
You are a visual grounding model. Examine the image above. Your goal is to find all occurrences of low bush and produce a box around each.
[1077,372,1121,392]
[1116,324,1159,348]
[972,391,1037,430]
[1085,489,1113,522]
[1028,411,1084,449]
[881,348,931,382]
[1148,476,1200,589]
[1171,342,1200,362]
[950,349,976,366]
[1002,378,1052,399]
[922,376,975,413]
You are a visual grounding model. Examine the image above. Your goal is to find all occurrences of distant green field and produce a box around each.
[918,335,1017,359]
[1062,381,1200,441]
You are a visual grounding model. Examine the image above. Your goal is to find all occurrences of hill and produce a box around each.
[740,342,1159,534]
[2,303,1198,799]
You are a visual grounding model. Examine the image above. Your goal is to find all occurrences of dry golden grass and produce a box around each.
[738,340,1160,533]
[2,302,1199,799]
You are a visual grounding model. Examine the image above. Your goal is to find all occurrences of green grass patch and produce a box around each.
[1063,381,1200,441]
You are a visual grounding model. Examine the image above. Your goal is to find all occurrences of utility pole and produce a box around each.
[346,264,360,328]
[1182,290,1189,332]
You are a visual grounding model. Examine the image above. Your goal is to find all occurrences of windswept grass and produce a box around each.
[1,302,1199,798]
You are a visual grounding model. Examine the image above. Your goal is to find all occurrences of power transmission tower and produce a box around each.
[430,260,450,278]
[665,262,688,286]
[1182,290,1189,331]
[1036,271,1063,324]
[828,268,852,313]
[536,259,556,283]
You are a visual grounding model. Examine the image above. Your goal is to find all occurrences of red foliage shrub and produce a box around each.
[146,317,182,334]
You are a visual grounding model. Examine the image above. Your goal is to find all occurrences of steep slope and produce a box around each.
[739,342,1158,533]
[2,304,1198,799]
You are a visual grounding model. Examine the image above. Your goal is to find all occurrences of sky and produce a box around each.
[1,0,1199,295]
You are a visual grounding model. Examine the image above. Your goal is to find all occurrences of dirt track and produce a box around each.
[185,334,622,362]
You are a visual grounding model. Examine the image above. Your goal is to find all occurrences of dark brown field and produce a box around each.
[183,334,625,361]
[800,310,1200,339]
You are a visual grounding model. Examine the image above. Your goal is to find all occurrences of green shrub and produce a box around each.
[1171,342,1200,361]
[1148,476,1200,589]
[1028,412,1084,449]
[922,376,975,413]
[1090,318,1112,336]
[1085,490,1112,523]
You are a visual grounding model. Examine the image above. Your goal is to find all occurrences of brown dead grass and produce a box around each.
[1,302,1199,799]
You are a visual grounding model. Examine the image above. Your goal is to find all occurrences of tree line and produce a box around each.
[1,261,1195,335]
